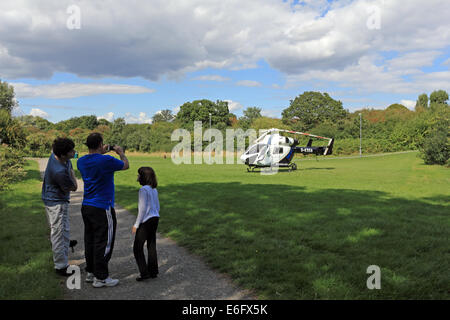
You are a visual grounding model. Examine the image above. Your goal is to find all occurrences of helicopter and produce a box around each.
[240,128,334,172]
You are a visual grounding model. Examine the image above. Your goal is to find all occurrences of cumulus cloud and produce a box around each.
[29,108,50,118]
[11,82,154,99]
[224,100,244,112]
[97,112,115,122]
[401,100,416,110]
[124,112,152,124]
[0,0,448,96]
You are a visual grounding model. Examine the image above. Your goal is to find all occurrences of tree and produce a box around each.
[104,117,126,146]
[98,118,111,127]
[18,115,54,130]
[176,99,231,129]
[0,109,26,147]
[152,109,174,123]
[0,80,17,114]
[55,115,99,132]
[430,90,449,106]
[386,104,408,112]
[282,91,348,131]
[416,93,428,110]
[251,117,289,132]
[243,107,262,123]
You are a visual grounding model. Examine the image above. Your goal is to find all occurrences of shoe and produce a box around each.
[85,272,95,283]
[93,277,119,288]
[55,267,70,277]
[136,276,149,282]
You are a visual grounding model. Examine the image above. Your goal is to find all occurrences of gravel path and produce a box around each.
[36,158,256,300]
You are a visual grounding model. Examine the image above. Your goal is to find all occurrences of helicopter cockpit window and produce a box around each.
[246,145,258,154]
[257,145,267,154]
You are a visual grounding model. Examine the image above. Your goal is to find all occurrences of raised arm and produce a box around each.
[114,146,129,170]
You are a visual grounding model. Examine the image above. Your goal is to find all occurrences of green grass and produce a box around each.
[81,152,449,299]
[0,160,63,299]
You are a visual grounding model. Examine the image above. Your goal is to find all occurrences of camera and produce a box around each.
[105,144,115,152]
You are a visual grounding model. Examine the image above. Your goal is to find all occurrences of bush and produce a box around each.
[0,145,25,191]
[419,129,449,165]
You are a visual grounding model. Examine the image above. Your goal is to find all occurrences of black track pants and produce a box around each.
[81,205,117,280]
[133,217,159,277]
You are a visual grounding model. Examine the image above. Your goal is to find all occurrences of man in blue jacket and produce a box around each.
[77,133,129,288]
[42,138,78,276]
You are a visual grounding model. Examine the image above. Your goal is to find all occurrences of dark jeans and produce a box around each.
[133,217,159,277]
[81,205,117,280]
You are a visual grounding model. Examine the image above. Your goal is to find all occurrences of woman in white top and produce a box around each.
[132,166,160,281]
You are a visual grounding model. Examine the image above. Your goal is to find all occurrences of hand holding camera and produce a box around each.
[104,144,125,155]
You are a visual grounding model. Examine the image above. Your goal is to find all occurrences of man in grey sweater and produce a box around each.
[42,138,78,276]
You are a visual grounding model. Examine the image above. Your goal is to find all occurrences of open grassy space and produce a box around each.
[98,152,449,299]
[0,160,63,299]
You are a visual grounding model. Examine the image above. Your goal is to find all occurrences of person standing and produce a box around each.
[42,138,78,276]
[77,133,129,288]
[133,167,160,281]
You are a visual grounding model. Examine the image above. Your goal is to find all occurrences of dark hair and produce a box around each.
[86,132,103,150]
[138,167,157,188]
[52,138,75,157]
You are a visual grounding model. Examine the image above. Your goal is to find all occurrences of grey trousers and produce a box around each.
[45,203,70,270]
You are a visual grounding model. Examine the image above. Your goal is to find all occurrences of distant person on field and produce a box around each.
[77,133,129,288]
[133,167,160,281]
[42,138,78,276]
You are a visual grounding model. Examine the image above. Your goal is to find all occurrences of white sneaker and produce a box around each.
[85,272,95,283]
[92,277,119,288]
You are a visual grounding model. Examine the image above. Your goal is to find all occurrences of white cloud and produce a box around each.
[236,80,262,87]
[0,0,448,98]
[29,108,50,118]
[401,100,416,110]
[261,108,282,118]
[11,82,154,99]
[191,75,230,81]
[286,54,450,95]
[386,51,442,75]
[124,112,152,124]
[97,112,115,122]
[224,100,243,112]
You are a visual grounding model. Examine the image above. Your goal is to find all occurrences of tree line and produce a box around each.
[0,79,449,190]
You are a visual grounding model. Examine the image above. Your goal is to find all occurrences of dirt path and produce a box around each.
[36,158,255,300]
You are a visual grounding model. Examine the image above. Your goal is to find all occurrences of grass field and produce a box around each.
[0,160,63,299]
[95,151,449,300]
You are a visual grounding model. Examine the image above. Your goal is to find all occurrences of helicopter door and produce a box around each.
[256,145,268,163]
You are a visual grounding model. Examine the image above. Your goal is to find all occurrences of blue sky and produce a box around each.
[1,0,449,123]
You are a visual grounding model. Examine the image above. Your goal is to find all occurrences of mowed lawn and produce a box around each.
[104,152,448,299]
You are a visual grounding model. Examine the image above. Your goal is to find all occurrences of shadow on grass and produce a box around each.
[115,182,449,299]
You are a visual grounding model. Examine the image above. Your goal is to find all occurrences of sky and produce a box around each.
[1,0,449,123]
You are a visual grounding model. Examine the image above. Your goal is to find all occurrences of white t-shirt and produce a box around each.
[134,185,160,228]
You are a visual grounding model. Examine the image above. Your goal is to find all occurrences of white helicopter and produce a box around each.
[240,128,334,172]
